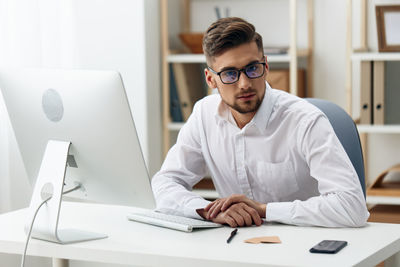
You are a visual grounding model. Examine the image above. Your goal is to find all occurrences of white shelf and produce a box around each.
[351,52,400,61]
[167,51,309,64]
[357,124,400,134]
[267,54,292,62]
[167,54,206,63]
[168,122,185,131]
[367,195,400,206]
[192,189,219,199]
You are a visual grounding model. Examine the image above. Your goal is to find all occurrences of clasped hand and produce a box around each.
[199,194,266,228]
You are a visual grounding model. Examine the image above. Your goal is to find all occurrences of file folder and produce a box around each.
[373,61,384,124]
[384,61,400,124]
[169,65,183,122]
[172,63,206,121]
[360,61,372,124]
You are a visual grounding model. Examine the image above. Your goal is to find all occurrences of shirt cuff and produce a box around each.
[265,202,294,224]
[184,197,211,220]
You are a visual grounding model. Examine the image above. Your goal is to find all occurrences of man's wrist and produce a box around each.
[196,208,208,219]
[260,203,267,218]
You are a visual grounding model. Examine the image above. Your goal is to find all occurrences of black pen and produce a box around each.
[227,228,238,243]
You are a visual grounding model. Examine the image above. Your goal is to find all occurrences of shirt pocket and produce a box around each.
[256,161,299,199]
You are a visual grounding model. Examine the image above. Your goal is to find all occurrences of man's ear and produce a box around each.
[204,68,217,89]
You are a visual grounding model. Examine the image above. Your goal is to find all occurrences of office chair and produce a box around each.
[305,98,366,198]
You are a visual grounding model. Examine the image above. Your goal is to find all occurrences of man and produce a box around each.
[152,17,369,228]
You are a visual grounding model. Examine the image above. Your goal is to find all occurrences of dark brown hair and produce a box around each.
[202,17,264,64]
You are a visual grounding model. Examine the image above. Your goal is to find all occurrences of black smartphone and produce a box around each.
[309,240,348,254]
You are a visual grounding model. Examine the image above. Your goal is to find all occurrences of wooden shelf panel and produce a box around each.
[368,204,400,224]
[357,124,400,134]
[351,52,400,61]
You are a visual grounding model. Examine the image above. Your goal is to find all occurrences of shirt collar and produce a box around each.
[251,82,277,132]
[214,82,277,131]
[214,95,229,126]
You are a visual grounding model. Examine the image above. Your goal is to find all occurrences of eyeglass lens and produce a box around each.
[220,63,264,84]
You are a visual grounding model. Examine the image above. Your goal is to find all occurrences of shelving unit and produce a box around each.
[347,0,400,205]
[161,0,314,197]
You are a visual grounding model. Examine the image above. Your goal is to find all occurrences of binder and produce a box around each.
[373,61,384,124]
[384,61,400,124]
[169,65,183,122]
[172,63,206,121]
[360,61,372,124]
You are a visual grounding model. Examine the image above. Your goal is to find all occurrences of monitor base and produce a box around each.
[33,228,108,244]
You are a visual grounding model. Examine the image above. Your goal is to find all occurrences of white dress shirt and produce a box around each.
[152,82,369,227]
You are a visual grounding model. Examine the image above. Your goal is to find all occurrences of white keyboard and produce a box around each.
[127,210,222,232]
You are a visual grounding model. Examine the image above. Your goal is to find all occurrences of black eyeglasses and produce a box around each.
[208,60,266,84]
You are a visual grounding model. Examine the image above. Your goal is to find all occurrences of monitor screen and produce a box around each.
[0,68,156,209]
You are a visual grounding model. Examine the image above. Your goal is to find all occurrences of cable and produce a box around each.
[62,183,82,195]
[20,196,51,267]
[21,184,82,267]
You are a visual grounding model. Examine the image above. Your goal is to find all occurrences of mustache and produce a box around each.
[236,89,257,97]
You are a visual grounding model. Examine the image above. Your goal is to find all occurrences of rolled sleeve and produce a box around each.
[184,198,212,219]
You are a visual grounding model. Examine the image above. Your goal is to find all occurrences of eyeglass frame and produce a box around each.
[207,57,267,84]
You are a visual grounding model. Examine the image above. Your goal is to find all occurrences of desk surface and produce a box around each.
[1,202,400,267]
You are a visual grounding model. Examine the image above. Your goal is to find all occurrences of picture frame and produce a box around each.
[376,5,400,52]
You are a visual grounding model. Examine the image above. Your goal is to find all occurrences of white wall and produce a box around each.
[0,0,160,266]
[0,0,161,209]
[313,0,347,105]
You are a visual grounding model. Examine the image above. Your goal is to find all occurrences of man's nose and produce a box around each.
[238,71,251,90]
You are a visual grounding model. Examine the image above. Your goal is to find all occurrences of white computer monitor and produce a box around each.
[0,68,156,243]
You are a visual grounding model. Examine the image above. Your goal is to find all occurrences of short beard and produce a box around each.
[226,97,262,114]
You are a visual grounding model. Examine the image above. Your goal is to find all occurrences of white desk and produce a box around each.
[1,202,400,267]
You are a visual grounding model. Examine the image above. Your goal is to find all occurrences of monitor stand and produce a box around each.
[25,140,107,244]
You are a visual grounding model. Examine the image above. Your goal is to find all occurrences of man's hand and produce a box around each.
[204,194,266,220]
[198,202,262,227]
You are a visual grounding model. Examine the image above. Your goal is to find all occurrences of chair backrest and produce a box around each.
[305,98,366,198]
